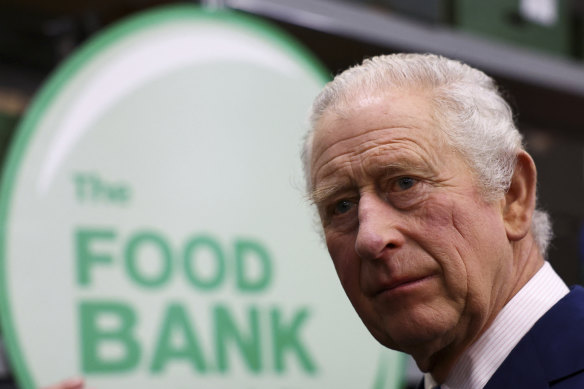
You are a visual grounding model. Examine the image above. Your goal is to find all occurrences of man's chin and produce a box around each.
[368,315,458,356]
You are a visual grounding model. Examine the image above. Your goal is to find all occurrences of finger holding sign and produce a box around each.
[42,377,88,389]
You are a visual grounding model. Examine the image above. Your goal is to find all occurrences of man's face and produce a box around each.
[309,90,516,364]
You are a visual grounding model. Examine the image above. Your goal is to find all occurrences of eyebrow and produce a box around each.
[309,183,353,207]
[309,160,429,206]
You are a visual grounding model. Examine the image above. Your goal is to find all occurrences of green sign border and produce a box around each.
[0,4,404,389]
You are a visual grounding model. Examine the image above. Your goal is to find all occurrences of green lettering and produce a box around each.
[73,173,88,202]
[79,301,140,373]
[150,303,208,373]
[124,231,173,288]
[271,308,317,374]
[75,228,116,286]
[235,239,272,292]
[214,305,261,373]
[183,236,225,290]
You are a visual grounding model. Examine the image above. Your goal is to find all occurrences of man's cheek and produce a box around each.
[407,200,461,249]
[336,261,360,295]
[328,238,358,270]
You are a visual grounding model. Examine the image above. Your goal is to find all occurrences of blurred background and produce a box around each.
[1,0,584,387]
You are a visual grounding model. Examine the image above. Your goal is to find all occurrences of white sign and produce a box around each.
[0,5,404,389]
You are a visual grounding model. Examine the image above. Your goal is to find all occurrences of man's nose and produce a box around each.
[354,193,404,260]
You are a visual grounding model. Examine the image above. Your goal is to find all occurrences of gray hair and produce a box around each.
[302,53,552,257]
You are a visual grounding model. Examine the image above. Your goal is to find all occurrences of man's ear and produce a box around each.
[503,151,537,241]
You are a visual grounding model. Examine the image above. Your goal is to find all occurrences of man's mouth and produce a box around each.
[372,274,435,297]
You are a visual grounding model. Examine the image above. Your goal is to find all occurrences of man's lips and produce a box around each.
[370,275,435,297]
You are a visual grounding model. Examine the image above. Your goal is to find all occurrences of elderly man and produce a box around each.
[303,53,584,388]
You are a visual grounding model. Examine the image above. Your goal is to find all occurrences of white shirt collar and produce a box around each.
[424,261,569,389]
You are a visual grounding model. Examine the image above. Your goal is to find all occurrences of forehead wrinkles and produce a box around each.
[312,128,393,179]
[312,126,441,189]
[360,135,439,171]
[309,89,446,189]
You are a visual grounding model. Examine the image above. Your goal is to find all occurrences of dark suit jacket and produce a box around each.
[417,286,584,388]
[485,286,584,388]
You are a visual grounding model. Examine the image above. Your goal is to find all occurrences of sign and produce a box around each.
[0,5,404,388]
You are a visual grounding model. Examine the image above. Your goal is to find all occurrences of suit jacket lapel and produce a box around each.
[485,286,584,388]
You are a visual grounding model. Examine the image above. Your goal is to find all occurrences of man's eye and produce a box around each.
[395,177,417,191]
[334,199,355,215]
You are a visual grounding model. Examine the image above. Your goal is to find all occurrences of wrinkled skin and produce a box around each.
[309,89,542,381]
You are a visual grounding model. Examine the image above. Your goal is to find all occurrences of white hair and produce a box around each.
[302,53,552,257]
